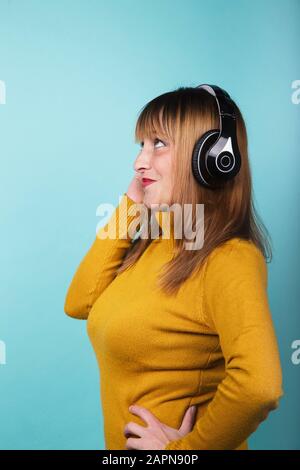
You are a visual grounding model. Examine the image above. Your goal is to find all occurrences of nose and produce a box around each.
[133,149,152,173]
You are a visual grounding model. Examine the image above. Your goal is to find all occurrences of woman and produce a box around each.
[64,84,284,450]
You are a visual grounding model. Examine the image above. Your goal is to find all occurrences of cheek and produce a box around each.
[158,158,172,177]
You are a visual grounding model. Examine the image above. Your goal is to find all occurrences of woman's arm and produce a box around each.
[64,192,140,320]
[164,239,284,450]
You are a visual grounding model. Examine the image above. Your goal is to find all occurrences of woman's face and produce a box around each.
[134,136,174,208]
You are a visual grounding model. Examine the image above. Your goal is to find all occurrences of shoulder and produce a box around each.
[204,237,268,288]
[207,236,266,263]
[201,237,269,331]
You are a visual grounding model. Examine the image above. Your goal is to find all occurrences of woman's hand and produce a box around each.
[124,404,197,450]
[126,174,144,203]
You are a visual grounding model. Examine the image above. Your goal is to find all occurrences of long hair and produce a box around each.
[116,86,273,295]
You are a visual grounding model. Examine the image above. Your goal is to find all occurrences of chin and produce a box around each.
[143,193,157,207]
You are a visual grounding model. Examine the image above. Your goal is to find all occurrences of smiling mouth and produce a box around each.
[142,178,156,187]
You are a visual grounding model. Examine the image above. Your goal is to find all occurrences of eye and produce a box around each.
[154,138,166,148]
[138,138,166,149]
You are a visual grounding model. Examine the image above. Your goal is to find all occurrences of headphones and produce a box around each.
[191,84,242,189]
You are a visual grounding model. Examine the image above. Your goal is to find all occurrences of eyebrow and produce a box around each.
[138,134,166,142]
[137,137,167,147]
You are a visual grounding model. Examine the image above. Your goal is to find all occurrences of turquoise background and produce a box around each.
[0,0,299,450]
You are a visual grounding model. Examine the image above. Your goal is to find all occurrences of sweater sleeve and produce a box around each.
[64,193,141,320]
[164,239,284,450]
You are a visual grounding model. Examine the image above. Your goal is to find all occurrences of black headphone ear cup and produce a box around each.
[191,130,219,188]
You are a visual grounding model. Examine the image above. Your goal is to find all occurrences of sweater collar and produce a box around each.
[151,207,203,252]
[152,209,176,252]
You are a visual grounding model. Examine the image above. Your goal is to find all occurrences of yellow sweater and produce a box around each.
[64,193,284,450]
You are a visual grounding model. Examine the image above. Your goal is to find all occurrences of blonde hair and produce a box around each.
[116,86,272,295]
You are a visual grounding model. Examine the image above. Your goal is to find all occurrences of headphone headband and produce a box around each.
[196,83,237,137]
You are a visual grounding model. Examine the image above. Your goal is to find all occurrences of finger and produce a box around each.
[125,436,144,450]
[129,405,158,427]
[124,421,147,439]
[179,406,197,434]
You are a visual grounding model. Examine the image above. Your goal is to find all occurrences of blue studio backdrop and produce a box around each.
[0,0,299,450]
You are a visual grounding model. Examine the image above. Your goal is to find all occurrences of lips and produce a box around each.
[142,178,156,187]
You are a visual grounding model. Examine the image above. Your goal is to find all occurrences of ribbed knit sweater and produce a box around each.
[64,193,284,450]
